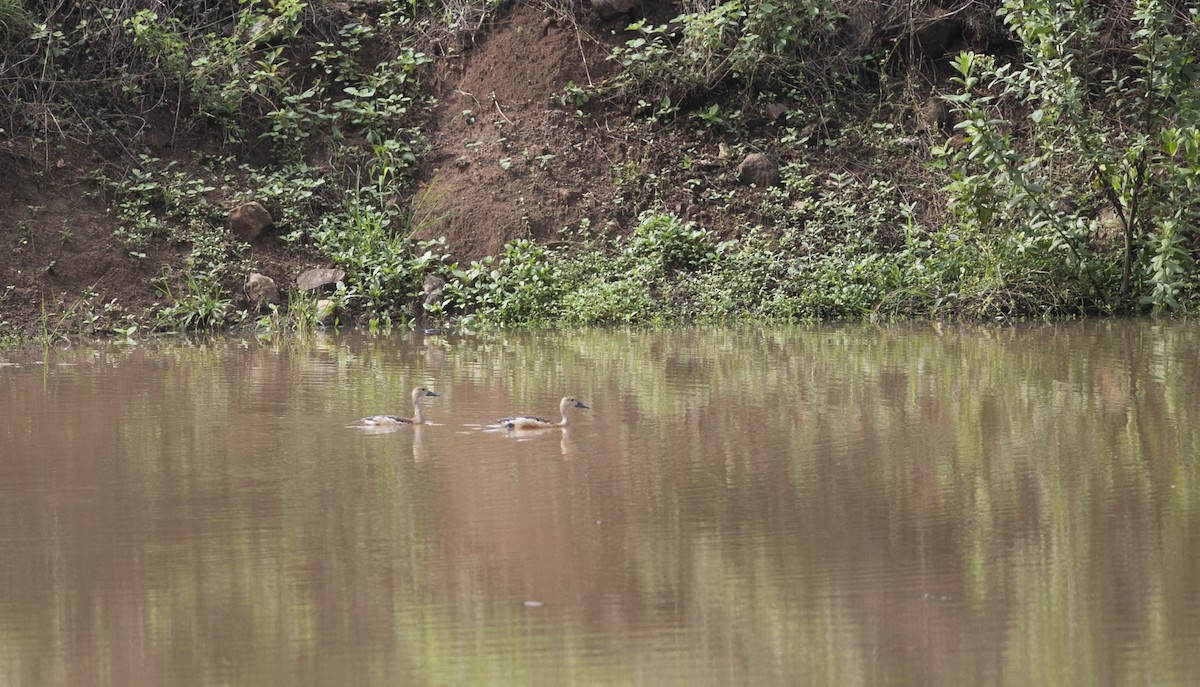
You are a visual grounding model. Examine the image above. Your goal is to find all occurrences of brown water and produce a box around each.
[2,322,1199,686]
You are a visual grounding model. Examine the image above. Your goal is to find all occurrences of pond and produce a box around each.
[2,321,1199,686]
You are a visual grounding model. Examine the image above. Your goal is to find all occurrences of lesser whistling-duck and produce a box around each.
[496,396,589,430]
[354,386,439,427]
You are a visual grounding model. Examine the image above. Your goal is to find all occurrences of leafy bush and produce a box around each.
[0,0,30,48]
[444,212,767,326]
[101,156,222,255]
[266,20,432,173]
[443,239,564,326]
[310,184,447,326]
[942,0,1200,313]
[153,270,237,332]
[609,0,845,106]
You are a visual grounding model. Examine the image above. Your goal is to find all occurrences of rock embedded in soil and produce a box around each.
[315,299,337,325]
[227,202,274,242]
[423,274,446,307]
[737,153,780,188]
[918,97,950,135]
[297,268,346,293]
[764,102,789,122]
[244,273,280,306]
[591,0,636,20]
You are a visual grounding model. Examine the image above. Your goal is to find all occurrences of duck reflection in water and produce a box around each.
[350,386,439,432]
[496,425,580,459]
[412,424,429,462]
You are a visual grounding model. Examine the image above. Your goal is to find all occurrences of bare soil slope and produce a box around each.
[416,3,625,258]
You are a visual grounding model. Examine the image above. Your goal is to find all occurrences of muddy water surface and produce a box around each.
[2,322,1199,686]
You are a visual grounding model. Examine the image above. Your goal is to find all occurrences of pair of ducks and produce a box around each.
[355,386,589,430]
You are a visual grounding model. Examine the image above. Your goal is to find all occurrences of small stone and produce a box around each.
[917,97,950,135]
[423,274,446,306]
[315,299,337,325]
[227,201,274,242]
[736,152,780,187]
[244,273,280,306]
[297,268,345,293]
[591,0,636,20]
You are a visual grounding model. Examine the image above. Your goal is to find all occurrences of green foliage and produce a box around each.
[124,10,190,77]
[310,184,447,327]
[560,80,590,109]
[0,0,29,47]
[116,0,309,129]
[4,2,430,182]
[153,270,237,332]
[266,20,432,171]
[443,239,563,326]
[443,212,743,327]
[942,0,1200,313]
[608,0,844,109]
[101,157,218,256]
[626,212,719,274]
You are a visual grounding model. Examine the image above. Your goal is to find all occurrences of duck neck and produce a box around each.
[412,400,425,425]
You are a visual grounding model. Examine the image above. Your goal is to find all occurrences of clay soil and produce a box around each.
[415,3,626,258]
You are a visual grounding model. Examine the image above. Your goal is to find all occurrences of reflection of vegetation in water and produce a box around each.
[449,323,1200,684]
[361,324,1198,682]
[4,323,1199,684]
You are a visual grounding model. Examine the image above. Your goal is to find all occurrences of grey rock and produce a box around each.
[297,268,346,293]
[244,273,280,306]
[764,102,789,122]
[592,0,636,20]
[423,274,446,307]
[315,299,337,325]
[917,97,950,135]
[227,201,274,242]
[737,153,780,187]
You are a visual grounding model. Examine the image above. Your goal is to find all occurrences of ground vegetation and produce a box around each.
[1,0,1197,343]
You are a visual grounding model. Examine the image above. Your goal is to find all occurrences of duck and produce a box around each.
[354,386,439,427]
[496,396,589,430]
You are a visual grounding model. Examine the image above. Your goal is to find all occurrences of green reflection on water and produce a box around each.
[0,321,1198,686]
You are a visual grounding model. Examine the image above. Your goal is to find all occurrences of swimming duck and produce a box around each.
[355,386,439,427]
[497,396,589,430]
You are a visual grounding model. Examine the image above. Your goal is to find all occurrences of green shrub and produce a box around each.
[153,270,237,332]
[0,0,30,47]
[310,185,447,326]
[942,0,1200,313]
[443,239,563,326]
[609,0,844,106]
